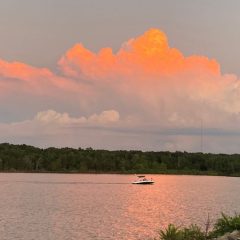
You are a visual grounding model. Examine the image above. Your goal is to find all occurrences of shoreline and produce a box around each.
[1,143,240,177]
[0,170,239,177]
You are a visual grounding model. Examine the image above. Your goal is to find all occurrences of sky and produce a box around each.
[0,0,240,153]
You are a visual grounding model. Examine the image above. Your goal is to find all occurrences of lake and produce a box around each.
[0,173,240,240]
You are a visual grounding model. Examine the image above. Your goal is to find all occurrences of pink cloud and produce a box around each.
[1,28,240,152]
[58,28,220,81]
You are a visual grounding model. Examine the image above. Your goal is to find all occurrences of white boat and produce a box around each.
[132,175,154,184]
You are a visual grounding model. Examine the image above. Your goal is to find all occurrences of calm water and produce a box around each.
[0,174,240,240]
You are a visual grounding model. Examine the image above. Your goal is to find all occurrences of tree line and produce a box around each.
[0,143,240,176]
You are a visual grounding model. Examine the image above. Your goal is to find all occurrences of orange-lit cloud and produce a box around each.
[57,28,240,128]
[1,28,240,152]
[0,59,87,95]
[59,29,220,80]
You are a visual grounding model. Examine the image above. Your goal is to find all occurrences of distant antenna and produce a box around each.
[200,118,203,153]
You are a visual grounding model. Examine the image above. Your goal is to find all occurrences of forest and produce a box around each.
[0,143,240,176]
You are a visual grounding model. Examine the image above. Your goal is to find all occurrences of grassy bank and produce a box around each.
[155,213,240,240]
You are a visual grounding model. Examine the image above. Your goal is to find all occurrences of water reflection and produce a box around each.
[0,174,240,240]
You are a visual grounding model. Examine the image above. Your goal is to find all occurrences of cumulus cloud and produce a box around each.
[57,28,240,130]
[58,29,220,79]
[34,110,86,125]
[34,109,120,125]
[1,28,240,152]
[0,110,121,147]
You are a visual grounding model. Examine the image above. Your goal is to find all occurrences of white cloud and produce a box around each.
[34,110,86,125]
[34,109,120,125]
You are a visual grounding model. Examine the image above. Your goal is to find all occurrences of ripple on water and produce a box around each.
[0,173,240,240]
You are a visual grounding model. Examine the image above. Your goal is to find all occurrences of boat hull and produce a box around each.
[132,181,154,184]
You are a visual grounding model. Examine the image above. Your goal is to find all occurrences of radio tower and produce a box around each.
[200,119,203,153]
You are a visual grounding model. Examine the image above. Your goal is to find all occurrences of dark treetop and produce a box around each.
[0,143,240,176]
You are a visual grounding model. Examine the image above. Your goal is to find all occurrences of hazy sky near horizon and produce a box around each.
[1,0,240,153]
